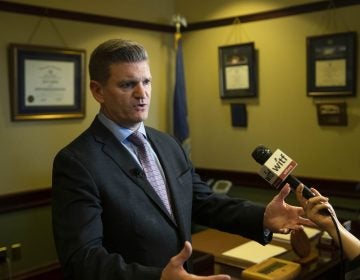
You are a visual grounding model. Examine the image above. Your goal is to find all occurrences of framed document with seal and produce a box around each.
[9,44,86,121]
[306,32,357,97]
[218,42,257,99]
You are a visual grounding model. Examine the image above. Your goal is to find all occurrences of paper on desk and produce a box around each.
[221,241,287,264]
[273,226,321,242]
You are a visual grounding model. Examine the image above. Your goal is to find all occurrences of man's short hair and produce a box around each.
[89,39,148,84]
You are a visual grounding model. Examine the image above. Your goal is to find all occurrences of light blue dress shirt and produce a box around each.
[97,112,166,179]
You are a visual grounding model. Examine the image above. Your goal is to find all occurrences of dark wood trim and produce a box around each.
[0,188,51,214]
[196,168,360,199]
[0,169,359,214]
[0,0,358,33]
[14,261,63,280]
[0,1,173,33]
[185,0,360,31]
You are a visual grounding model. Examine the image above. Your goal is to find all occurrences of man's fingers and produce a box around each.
[191,274,231,280]
[278,228,291,234]
[171,241,192,267]
[278,184,291,200]
[183,241,192,256]
[295,184,307,206]
[197,275,231,280]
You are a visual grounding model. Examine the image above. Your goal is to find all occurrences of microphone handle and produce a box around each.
[282,175,315,199]
[281,175,330,216]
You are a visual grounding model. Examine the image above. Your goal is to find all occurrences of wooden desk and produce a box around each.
[192,229,341,280]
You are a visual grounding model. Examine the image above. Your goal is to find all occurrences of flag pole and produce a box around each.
[172,14,187,45]
[171,15,191,156]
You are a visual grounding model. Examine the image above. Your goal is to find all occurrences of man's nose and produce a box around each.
[134,82,147,98]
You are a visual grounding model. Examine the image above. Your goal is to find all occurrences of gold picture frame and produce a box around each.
[9,44,86,121]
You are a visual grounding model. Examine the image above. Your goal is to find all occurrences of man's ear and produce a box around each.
[90,80,104,103]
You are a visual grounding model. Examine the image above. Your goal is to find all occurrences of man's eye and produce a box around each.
[120,82,136,89]
[143,79,151,86]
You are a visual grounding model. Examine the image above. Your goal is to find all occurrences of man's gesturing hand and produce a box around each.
[161,241,231,280]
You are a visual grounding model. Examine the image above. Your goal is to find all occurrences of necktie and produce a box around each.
[128,131,172,215]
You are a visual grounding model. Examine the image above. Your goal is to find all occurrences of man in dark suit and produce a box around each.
[52,39,311,280]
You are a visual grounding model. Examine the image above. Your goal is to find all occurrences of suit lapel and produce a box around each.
[90,118,176,224]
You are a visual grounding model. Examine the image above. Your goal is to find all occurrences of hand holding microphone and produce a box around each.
[251,145,330,215]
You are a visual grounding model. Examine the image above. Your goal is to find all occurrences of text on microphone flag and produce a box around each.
[258,149,297,188]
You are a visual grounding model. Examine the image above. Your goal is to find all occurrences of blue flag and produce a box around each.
[173,38,190,154]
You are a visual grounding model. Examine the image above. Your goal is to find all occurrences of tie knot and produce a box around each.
[128,131,146,147]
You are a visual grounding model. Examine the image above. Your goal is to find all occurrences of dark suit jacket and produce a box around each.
[52,117,269,280]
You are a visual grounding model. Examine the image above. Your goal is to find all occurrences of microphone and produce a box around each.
[251,145,315,199]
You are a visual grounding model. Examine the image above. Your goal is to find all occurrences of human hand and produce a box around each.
[295,185,337,232]
[161,241,231,280]
[296,185,360,261]
[264,184,314,234]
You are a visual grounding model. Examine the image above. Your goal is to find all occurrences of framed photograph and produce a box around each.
[307,32,357,97]
[218,42,257,98]
[316,101,347,126]
[9,44,86,121]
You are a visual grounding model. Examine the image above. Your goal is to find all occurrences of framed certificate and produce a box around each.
[306,32,357,97]
[9,44,86,120]
[218,42,257,98]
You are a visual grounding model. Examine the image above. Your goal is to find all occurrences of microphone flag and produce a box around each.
[258,149,297,188]
[173,35,191,156]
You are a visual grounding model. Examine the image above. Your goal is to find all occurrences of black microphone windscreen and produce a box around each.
[251,145,273,165]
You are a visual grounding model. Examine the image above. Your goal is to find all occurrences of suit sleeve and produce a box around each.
[158,131,270,245]
[52,149,162,280]
[189,167,269,244]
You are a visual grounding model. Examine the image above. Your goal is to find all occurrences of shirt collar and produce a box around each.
[97,112,147,143]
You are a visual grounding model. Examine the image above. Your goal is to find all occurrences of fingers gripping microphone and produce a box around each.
[251,145,315,199]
